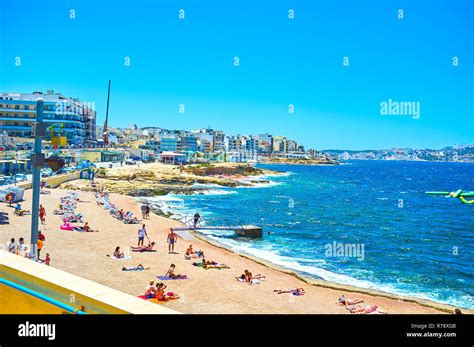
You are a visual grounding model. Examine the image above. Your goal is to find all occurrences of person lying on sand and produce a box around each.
[337,294,363,306]
[347,304,386,314]
[130,241,155,252]
[75,222,98,232]
[237,270,265,284]
[122,264,149,271]
[274,288,305,296]
[165,264,187,279]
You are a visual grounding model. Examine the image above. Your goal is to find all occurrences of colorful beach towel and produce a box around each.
[156,275,188,281]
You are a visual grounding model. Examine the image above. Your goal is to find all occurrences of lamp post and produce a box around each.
[30,98,46,261]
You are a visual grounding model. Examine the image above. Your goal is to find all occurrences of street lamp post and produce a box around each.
[30,98,46,261]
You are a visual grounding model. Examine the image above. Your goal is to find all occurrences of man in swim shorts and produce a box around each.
[138,224,147,246]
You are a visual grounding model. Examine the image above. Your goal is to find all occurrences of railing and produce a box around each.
[178,215,246,231]
[0,278,87,314]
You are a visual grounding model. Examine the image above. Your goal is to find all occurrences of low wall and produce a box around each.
[17,171,81,190]
[0,251,179,314]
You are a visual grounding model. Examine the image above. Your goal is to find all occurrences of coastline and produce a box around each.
[2,185,470,313]
[190,231,465,314]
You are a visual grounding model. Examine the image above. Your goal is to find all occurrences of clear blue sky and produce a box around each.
[0,0,473,150]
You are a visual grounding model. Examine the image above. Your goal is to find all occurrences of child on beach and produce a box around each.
[7,238,16,253]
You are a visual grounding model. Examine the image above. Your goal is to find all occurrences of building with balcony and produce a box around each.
[0,91,96,146]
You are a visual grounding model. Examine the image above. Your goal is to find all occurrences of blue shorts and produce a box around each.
[139,236,144,241]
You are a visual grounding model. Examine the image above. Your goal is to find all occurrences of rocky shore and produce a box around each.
[60,162,279,197]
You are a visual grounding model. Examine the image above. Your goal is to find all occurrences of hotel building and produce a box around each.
[0,91,96,146]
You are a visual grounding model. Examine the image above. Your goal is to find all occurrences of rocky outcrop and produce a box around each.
[60,162,277,197]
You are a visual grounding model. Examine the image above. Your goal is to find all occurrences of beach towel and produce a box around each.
[130,248,157,253]
[203,265,230,270]
[156,275,188,281]
[137,294,178,302]
[108,255,131,260]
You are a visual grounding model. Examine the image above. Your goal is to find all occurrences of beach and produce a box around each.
[1,183,463,314]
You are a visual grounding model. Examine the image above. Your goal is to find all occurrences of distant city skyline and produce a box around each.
[0,0,473,150]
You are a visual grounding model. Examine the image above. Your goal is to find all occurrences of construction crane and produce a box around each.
[103,80,111,146]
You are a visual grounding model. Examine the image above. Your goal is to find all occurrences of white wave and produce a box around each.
[199,237,473,308]
[196,189,237,196]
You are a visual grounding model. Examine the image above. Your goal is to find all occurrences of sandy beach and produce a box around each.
[1,183,467,314]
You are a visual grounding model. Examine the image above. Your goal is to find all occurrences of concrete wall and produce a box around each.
[17,171,80,189]
[0,251,179,314]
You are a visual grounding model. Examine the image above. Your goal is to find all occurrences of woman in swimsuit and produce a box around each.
[337,294,363,306]
[165,264,187,279]
[113,247,124,258]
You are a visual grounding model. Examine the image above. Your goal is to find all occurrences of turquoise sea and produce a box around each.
[151,161,474,309]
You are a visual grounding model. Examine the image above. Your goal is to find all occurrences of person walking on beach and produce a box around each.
[167,228,177,254]
[140,204,147,219]
[138,224,148,246]
[145,204,150,219]
[39,204,46,224]
[193,212,201,229]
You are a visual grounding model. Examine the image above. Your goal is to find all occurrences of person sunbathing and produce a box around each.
[165,264,187,279]
[274,288,305,296]
[155,283,180,301]
[185,246,204,259]
[130,241,155,252]
[348,304,386,314]
[122,264,149,271]
[75,222,97,232]
[112,246,124,258]
[337,294,363,306]
[238,270,265,284]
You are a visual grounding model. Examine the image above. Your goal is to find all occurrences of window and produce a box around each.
[25,105,29,110]
[15,105,19,109]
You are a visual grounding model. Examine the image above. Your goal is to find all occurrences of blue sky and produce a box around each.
[0,0,473,150]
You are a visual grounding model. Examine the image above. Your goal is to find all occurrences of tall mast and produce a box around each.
[103,80,111,146]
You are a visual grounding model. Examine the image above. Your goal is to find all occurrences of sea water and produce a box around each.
[153,160,474,309]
